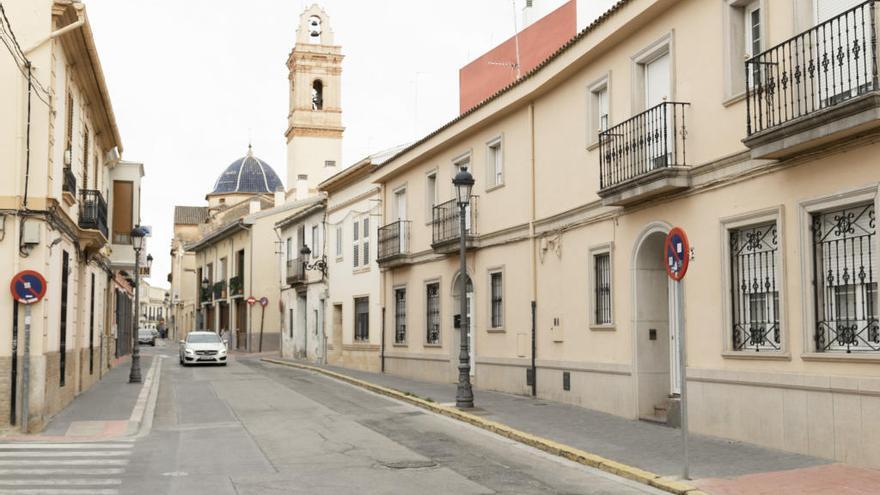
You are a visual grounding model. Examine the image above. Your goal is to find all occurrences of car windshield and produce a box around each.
[138,329,152,336]
[187,334,221,344]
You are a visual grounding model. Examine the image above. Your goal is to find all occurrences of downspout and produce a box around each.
[528,102,537,397]
[377,184,386,373]
[272,225,284,356]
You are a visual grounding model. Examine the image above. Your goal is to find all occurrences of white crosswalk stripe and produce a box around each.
[0,443,132,495]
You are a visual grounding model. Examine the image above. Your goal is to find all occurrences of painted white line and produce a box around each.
[0,452,129,458]
[0,490,118,495]
[0,460,128,467]
[0,468,125,476]
[0,480,121,486]
[0,445,131,450]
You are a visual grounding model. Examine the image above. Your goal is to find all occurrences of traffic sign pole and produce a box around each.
[664,228,690,481]
[21,304,30,434]
[10,270,47,434]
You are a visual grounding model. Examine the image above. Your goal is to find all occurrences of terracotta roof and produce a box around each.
[382,0,631,167]
[173,206,208,225]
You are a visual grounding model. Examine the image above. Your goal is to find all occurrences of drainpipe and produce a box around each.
[528,102,537,397]
[23,12,85,55]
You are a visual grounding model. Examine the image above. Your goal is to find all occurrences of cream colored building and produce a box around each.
[319,146,408,372]
[169,206,206,339]
[370,0,880,468]
[0,0,144,432]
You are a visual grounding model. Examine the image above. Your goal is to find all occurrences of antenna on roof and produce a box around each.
[487,0,522,80]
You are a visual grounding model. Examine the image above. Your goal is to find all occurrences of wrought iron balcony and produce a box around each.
[212,280,226,301]
[229,275,243,297]
[286,258,306,285]
[62,167,76,196]
[378,220,411,265]
[200,286,212,304]
[78,189,108,239]
[744,0,880,158]
[431,197,478,253]
[597,102,690,206]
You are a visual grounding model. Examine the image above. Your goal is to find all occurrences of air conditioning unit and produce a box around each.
[63,149,72,166]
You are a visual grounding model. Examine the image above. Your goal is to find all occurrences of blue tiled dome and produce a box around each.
[210,147,283,195]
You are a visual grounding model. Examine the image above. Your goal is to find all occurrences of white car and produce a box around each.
[179,331,228,366]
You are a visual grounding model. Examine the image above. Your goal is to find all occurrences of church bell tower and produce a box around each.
[285,4,344,197]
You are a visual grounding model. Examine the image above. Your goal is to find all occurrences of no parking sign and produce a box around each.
[10,270,47,305]
[664,227,690,281]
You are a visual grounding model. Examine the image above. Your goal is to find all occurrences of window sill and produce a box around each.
[721,350,790,361]
[722,91,746,108]
[352,266,371,275]
[590,324,616,331]
[801,352,880,364]
[392,342,408,347]
[586,140,600,152]
[335,256,343,263]
[485,182,505,193]
[424,343,443,348]
[487,327,505,333]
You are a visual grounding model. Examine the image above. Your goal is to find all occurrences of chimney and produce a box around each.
[274,185,285,207]
[249,198,261,214]
[295,174,309,201]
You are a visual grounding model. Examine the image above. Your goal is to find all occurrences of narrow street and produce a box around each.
[0,346,666,494]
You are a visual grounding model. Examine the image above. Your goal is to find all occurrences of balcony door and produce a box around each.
[395,189,407,252]
[644,53,671,171]
[813,0,874,105]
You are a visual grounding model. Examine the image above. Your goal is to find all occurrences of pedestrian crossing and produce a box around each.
[0,442,131,494]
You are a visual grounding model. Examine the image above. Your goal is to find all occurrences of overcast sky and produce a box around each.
[86,0,580,288]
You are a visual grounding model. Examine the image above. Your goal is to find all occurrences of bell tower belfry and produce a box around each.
[285,4,344,196]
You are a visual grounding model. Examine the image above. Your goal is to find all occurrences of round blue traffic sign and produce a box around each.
[664,227,690,281]
[10,270,47,305]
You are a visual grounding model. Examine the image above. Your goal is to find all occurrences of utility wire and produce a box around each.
[0,1,53,106]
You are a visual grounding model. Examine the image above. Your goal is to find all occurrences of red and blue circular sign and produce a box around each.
[10,270,47,305]
[259,297,269,307]
[664,227,690,282]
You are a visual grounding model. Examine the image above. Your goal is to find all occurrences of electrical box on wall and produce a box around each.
[22,220,40,245]
[550,316,564,343]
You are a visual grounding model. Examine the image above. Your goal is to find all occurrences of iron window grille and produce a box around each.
[594,253,612,325]
[354,297,369,342]
[426,283,440,344]
[812,202,878,353]
[745,0,879,135]
[730,223,780,351]
[490,272,503,328]
[395,288,407,344]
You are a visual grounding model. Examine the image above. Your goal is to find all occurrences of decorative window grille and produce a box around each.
[813,203,878,353]
[594,253,612,325]
[426,283,440,344]
[490,272,503,328]
[394,288,406,344]
[730,222,780,351]
[354,297,369,342]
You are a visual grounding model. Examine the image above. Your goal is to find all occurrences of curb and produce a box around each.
[262,358,707,495]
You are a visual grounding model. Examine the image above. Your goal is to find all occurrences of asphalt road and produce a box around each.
[44,345,670,494]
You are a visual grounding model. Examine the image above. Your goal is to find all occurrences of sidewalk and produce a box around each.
[265,358,880,495]
[4,352,160,442]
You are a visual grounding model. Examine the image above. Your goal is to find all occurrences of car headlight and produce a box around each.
[184,348,194,355]
[218,348,227,355]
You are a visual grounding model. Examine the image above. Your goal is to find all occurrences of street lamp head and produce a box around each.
[130,225,147,250]
[300,245,312,258]
[453,166,475,206]
[146,254,154,269]
[201,278,210,290]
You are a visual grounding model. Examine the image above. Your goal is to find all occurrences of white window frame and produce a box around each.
[587,74,611,149]
[485,136,504,190]
[311,224,320,257]
[352,218,360,268]
[722,0,767,104]
[799,186,880,361]
[488,267,505,331]
[425,169,438,225]
[720,206,788,358]
[631,32,674,113]
[393,285,407,345]
[362,216,370,269]
[588,243,615,330]
[451,151,472,196]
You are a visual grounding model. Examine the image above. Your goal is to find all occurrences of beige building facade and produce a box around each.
[0,0,144,432]
[369,0,880,468]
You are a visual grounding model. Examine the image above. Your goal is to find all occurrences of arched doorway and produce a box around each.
[632,225,682,422]
[451,273,474,379]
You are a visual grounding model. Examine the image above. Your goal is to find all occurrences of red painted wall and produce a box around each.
[459,0,576,114]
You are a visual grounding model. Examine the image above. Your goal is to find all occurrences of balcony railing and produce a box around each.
[200,286,212,304]
[62,167,76,195]
[746,1,879,136]
[212,280,226,300]
[378,220,411,262]
[229,275,243,297]
[286,258,305,285]
[78,189,108,239]
[598,102,690,191]
[432,197,478,248]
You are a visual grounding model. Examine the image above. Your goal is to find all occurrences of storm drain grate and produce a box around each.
[379,460,437,470]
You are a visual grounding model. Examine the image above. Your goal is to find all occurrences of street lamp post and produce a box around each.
[129,226,148,384]
[200,278,209,329]
[453,166,475,409]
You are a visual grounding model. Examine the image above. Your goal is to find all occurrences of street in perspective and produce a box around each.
[3,0,880,494]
